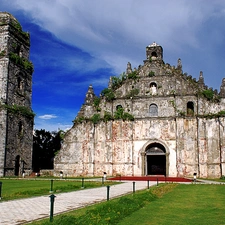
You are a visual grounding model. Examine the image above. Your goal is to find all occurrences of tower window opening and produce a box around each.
[151,51,157,57]
[187,101,194,116]
[18,121,23,135]
[17,77,23,90]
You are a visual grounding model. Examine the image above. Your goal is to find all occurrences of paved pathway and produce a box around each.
[0,181,156,225]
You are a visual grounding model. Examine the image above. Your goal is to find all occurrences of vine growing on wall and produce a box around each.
[101,88,115,102]
[93,96,101,111]
[114,107,134,121]
[90,113,101,124]
[169,100,185,117]
[198,89,220,102]
[9,52,34,72]
[148,71,155,77]
[11,20,30,39]
[198,110,225,119]
[1,104,35,118]
[126,88,140,98]
[103,111,113,122]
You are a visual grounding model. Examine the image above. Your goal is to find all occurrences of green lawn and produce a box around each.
[118,184,225,225]
[0,178,111,201]
[28,183,225,225]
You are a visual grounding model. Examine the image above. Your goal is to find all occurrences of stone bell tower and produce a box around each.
[146,42,163,62]
[0,12,34,177]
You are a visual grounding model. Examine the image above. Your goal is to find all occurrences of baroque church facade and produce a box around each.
[0,13,34,177]
[55,42,225,178]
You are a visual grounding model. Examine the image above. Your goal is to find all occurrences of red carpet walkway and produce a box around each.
[108,176,192,182]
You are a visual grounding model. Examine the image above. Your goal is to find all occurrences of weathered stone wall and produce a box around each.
[55,117,225,178]
[0,12,33,177]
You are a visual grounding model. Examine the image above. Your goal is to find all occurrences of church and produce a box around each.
[54,42,225,178]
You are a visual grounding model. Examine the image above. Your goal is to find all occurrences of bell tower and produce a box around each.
[0,12,34,177]
[146,42,163,62]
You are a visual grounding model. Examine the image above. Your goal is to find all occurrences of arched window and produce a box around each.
[150,82,157,88]
[151,51,157,57]
[17,77,23,90]
[149,104,158,116]
[18,121,23,135]
[187,101,194,116]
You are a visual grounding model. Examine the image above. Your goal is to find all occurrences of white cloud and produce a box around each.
[38,114,57,120]
[10,0,225,73]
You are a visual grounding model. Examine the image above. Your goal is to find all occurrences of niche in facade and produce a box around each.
[187,101,194,116]
[150,82,157,95]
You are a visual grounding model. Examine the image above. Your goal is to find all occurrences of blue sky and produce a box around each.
[1,0,225,131]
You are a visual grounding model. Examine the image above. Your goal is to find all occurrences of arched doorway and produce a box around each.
[146,143,166,176]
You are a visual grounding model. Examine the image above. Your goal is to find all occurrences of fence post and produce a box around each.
[107,186,110,201]
[81,178,84,188]
[133,182,135,193]
[49,194,56,222]
[147,180,150,189]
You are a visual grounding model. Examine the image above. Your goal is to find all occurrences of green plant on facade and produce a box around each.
[90,113,101,124]
[126,88,139,98]
[148,71,155,77]
[2,104,35,118]
[127,71,139,80]
[217,110,225,116]
[169,100,186,117]
[114,107,134,121]
[103,111,113,122]
[11,20,29,39]
[198,89,221,102]
[178,111,186,117]
[93,96,101,111]
[200,89,214,101]
[9,52,34,72]
[73,116,85,124]
[101,88,115,102]
[123,112,134,121]
[0,50,6,57]
[111,73,127,90]
[198,110,225,119]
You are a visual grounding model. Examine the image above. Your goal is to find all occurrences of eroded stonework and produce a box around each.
[55,42,225,178]
[0,12,34,177]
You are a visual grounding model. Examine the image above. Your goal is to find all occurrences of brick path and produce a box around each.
[0,181,155,225]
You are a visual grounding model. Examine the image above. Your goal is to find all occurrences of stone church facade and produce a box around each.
[55,42,225,178]
[0,13,34,177]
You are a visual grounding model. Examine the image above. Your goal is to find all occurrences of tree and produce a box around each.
[32,129,64,171]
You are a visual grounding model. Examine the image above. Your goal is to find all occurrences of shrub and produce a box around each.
[101,88,115,102]
[91,114,101,124]
[148,71,155,77]
[103,111,113,122]
[201,89,214,101]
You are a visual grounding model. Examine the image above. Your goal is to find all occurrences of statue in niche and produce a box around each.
[150,83,157,95]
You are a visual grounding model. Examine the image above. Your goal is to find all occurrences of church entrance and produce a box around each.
[146,143,166,176]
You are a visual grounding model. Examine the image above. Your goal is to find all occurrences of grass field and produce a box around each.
[27,183,225,225]
[0,178,111,201]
